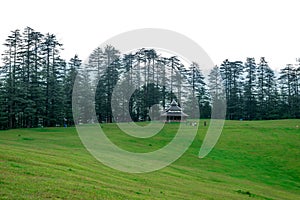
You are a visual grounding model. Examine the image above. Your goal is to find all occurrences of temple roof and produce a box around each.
[161,100,188,117]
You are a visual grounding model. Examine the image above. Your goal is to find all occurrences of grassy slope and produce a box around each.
[0,120,299,199]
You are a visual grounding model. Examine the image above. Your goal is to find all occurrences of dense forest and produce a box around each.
[0,27,299,129]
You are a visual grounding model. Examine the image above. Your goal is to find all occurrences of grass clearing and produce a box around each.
[0,119,299,199]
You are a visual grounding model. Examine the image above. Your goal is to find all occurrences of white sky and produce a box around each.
[0,0,300,72]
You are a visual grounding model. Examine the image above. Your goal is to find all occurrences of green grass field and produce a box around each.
[0,120,299,199]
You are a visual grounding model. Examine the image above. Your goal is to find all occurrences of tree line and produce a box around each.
[0,27,81,129]
[0,27,299,129]
[85,47,209,124]
[213,57,300,120]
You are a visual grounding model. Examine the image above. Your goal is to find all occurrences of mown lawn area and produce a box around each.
[0,119,299,199]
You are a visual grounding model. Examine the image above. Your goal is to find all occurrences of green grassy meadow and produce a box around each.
[0,120,299,199]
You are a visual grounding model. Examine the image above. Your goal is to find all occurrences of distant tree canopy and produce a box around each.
[0,27,299,129]
[81,47,208,123]
[218,57,300,120]
[0,27,81,129]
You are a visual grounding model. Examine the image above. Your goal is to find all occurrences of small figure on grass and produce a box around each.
[64,118,68,128]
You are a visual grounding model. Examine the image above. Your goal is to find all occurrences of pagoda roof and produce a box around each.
[161,100,188,117]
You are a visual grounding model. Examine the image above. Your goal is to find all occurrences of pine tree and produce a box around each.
[64,55,82,125]
[256,57,279,119]
[2,29,23,128]
[278,64,297,118]
[88,45,121,123]
[20,27,44,127]
[30,30,44,127]
[208,65,226,119]
[243,57,257,120]
[208,65,223,101]
[187,62,209,118]
[157,57,169,110]
[41,33,64,126]
[220,59,244,119]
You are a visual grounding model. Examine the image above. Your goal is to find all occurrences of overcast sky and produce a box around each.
[0,0,299,71]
